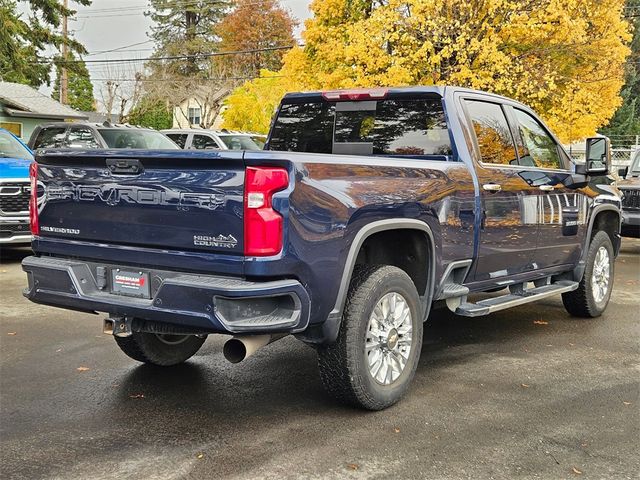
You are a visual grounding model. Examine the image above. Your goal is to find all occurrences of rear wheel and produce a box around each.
[317,265,423,410]
[562,230,614,318]
[114,331,206,366]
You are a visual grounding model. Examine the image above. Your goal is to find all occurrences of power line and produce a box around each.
[74,0,291,18]
[76,0,231,14]
[88,74,286,82]
[86,40,155,57]
[33,45,299,65]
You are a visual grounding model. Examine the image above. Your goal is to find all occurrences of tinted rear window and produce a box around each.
[268,97,451,157]
[33,127,67,149]
[269,102,334,154]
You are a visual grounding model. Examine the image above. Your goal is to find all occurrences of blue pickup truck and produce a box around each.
[22,87,622,410]
[0,128,35,245]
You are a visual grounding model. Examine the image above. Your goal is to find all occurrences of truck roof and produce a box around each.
[281,86,526,107]
[283,85,445,100]
[33,121,157,130]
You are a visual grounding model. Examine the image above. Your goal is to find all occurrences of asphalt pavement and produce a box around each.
[1,239,638,480]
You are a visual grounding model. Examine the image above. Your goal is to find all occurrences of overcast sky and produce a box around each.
[20,0,312,95]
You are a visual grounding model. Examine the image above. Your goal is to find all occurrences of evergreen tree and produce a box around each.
[52,54,95,111]
[145,0,233,78]
[0,0,91,87]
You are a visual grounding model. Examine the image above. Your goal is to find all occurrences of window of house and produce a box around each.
[0,122,22,138]
[465,100,518,166]
[513,109,563,170]
[188,107,201,126]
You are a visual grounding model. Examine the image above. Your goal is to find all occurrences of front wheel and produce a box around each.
[562,230,615,318]
[114,331,206,366]
[317,265,423,410]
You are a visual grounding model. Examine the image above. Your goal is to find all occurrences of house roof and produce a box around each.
[0,81,88,120]
[78,110,116,123]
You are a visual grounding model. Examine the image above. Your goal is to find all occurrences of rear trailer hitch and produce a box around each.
[103,316,133,337]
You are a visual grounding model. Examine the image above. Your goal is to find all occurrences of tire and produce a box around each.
[114,331,206,366]
[562,230,615,318]
[317,265,423,410]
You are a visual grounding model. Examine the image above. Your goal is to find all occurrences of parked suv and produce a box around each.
[28,123,179,150]
[162,129,265,150]
[618,149,640,237]
[0,128,36,245]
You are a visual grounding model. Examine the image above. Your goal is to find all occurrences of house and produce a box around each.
[172,86,232,130]
[0,81,88,140]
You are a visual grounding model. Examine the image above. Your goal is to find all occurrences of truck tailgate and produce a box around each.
[35,150,245,255]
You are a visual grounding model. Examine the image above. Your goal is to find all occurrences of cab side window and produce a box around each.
[33,127,67,149]
[465,100,518,166]
[66,127,99,148]
[191,134,218,150]
[513,109,563,169]
[166,133,188,148]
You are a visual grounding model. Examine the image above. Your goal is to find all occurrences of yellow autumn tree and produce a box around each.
[223,0,631,141]
[222,70,286,133]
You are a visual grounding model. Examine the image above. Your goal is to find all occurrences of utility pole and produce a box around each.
[60,0,69,105]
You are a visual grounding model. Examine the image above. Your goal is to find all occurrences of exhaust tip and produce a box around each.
[223,338,248,364]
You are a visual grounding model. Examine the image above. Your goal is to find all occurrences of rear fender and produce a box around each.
[300,218,436,344]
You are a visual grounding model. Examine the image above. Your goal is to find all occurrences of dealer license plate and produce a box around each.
[111,269,151,298]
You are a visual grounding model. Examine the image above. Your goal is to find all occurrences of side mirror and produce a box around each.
[584,137,610,175]
[618,167,628,179]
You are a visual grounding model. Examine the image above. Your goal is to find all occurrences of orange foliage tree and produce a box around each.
[216,0,296,75]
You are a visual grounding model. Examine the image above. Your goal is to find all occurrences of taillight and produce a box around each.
[322,88,388,101]
[244,166,289,256]
[29,162,39,235]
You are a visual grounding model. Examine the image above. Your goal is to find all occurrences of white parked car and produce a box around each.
[161,129,266,151]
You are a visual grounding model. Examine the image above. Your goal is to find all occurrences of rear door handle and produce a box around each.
[538,185,555,191]
[482,183,502,192]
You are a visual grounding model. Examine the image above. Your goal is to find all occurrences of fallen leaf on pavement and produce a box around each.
[76,366,90,372]
[572,467,583,475]
[129,393,145,399]
[346,464,358,471]
[533,320,549,325]
[7,332,16,336]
